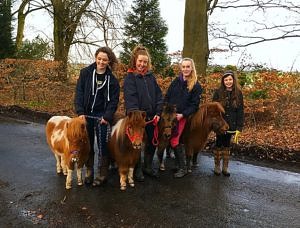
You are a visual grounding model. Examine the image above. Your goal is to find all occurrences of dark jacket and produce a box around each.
[74,62,120,123]
[123,71,163,119]
[212,89,244,131]
[164,76,202,117]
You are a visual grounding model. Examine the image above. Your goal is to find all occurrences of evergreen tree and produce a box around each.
[0,0,15,58]
[120,0,170,73]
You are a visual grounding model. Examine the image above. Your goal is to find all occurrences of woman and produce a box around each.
[212,70,244,176]
[164,58,202,178]
[74,46,120,186]
[123,45,163,181]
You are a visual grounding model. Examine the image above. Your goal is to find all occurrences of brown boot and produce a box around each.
[222,148,231,177]
[213,148,222,176]
[93,156,109,186]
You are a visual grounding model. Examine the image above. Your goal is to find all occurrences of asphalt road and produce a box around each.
[0,117,299,227]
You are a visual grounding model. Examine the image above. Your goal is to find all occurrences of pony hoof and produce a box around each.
[222,171,230,177]
[77,181,83,186]
[159,164,166,171]
[192,163,199,168]
[187,169,192,173]
[66,185,72,190]
[120,186,126,191]
[213,170,221,176]
[129,183,135,188]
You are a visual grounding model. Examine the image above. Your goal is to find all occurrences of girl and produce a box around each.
[74,47,120,186]
[123,45,163,181]
[212,70,244,176]
[164,58,202,178]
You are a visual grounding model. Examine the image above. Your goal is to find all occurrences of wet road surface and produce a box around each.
[0,117,299,227]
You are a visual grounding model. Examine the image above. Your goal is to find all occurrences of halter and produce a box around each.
[125,126,143,144]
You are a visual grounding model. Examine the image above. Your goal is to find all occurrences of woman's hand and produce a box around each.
[100,118,108,125]
[154,115,160,122]
[176,113,183,121]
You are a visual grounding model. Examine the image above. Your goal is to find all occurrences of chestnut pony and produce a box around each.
[181,102,229,173]
[108,110,146,190]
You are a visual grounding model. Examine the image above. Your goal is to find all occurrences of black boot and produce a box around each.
[173,145,187,178]
[93,156,109,186]
[134,156,144,182]
[84,150,94,184]
[143,149,159,178]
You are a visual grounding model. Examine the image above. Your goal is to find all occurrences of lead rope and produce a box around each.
[97,119,111,170]
[145,117,159,146]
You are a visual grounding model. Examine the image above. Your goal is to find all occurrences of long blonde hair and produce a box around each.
[181,58,197,92]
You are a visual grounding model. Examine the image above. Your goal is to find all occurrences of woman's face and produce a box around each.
[223,75,234,90]
[95,51,109,73]
[181,60,193,78]
[135,54,149,73]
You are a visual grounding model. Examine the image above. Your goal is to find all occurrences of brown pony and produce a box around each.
[108,110,146,190]
[155,103,177,171]
[181,102,229,173]
[45,116,90,189]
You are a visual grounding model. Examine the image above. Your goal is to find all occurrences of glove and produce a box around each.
[234,130,241,144]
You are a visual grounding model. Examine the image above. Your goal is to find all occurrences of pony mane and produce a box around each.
[163,103,176,114]
[190,102,224,130]
[66,117,87,139]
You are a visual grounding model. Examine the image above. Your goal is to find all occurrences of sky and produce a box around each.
[21,0,300,71]
[158,0,300,71]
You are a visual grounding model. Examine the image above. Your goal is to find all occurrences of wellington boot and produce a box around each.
[173,145,187,178]
[134,156,144,182]
[222,148,231,177]
[93,156,109,186]
[213,149,222,176]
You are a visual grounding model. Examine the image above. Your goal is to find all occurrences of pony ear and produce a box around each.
[128,111,133,118]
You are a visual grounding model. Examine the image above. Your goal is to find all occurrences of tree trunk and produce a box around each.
[183,0,209,79]
[51,0,92,81]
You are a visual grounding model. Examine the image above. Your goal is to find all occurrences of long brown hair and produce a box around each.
[218,70,242,108]
[95,46,118,70]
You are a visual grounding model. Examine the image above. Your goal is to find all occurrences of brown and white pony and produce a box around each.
[155,103,177,171]
[45,116,90,189]
[108,110,146,191]
[181,102,229,173]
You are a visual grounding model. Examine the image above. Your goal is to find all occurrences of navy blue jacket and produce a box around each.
[123,71,163,119]
[212,89,244,131]
[74,62,120,123]
[164,76,202,117]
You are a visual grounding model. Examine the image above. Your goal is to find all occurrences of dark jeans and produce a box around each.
[144,123,156,155]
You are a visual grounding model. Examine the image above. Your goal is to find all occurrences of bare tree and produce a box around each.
[14,0,48,52]
[210,0,300,50]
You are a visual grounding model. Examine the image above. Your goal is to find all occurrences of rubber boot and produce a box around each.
[93,156,109,186]
[222,148,231,177]
[143,148,159,178]
[213,148,222,176]
[134,156,144,182]
[173,145,187,178]
[84,149,94,184]
[192,153,199,167]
